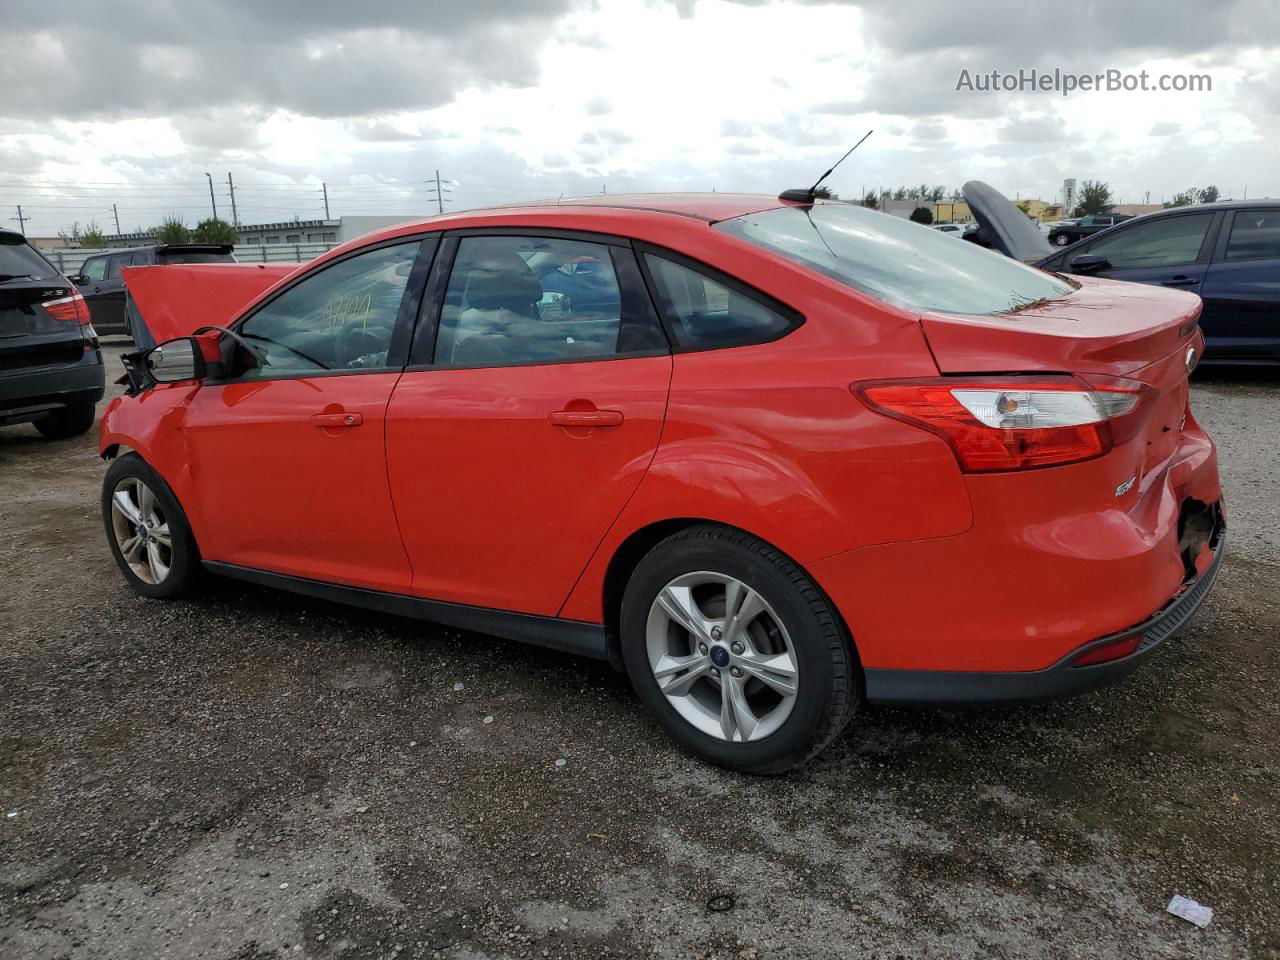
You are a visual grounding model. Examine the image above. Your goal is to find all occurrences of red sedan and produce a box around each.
[99,194,1225,773]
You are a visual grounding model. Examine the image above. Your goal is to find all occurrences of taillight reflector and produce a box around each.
[43,292,92,326]
[854,376,1149,472]
[1071,634,1142,667]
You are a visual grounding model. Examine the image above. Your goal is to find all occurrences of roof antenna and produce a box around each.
[779,129,873,204]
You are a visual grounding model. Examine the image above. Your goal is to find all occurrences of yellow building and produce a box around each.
[933,197,1066,224]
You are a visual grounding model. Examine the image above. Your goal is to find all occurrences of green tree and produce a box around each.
[1197,185,1220,204]
[862,192,880,210]
[192,217,238,244]
[1165,190,1197,208]
[811,186,838,200]
[909,206,934,225]
[1072,180,1113,217]
[155,215,191,244]
[80,222,107,248]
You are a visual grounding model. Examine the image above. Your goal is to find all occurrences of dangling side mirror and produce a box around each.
[146,337,208,383]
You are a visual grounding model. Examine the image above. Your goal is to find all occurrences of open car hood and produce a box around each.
[962,180,1052,263]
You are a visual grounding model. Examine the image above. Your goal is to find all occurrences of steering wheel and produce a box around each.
[335,322,393,368]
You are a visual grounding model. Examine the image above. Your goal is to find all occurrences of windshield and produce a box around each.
[715,203,1073,315]
[0,238,58,282]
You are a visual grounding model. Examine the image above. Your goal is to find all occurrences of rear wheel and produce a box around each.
[35,402,96,439]
[620,525,858,774]
[102,454,201,599]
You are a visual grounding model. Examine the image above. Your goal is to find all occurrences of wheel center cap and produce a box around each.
[710,645,731,668]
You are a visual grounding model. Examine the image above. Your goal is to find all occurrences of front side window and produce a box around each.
[1224,210,1280,261]
[234,240,421,377]
[1089,213,1213,269]
[80,257,107,282]
[716,203,1074,316]
[644,253,794,348]
[434,235,665,366]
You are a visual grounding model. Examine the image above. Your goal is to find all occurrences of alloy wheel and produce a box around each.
[109,477,172,585]
[645,571,799,743]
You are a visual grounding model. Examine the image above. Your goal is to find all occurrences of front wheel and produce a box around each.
[620,525,858,774]
[102,454,202,599]
[1052,232,1072,246]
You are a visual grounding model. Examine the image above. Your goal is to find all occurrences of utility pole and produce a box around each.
[227,173,239,227]
[12,205,28,235]
[602,183,607,195]
[322,182,330,219]
[204,172,218,220]
[112,203,121,234]
[426,170,451,215]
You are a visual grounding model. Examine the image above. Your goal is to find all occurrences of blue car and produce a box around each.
[1036,202,1280,365]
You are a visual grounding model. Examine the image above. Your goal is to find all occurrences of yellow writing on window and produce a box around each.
[322,291,373,329]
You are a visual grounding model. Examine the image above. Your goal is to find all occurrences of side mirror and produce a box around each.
[146,337,207,383]
[1069,254,1111,274]
[68,274,83,285]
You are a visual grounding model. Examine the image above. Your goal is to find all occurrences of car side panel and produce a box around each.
[1199,257,1280,362]
[558,309,971,622]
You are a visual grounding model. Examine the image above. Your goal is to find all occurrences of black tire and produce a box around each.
[101,453,202,599]
[1052,232,1071,246]
[620,525,858,775]
[35,402,96,439]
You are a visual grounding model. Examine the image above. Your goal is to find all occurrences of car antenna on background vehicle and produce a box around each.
[779,129,873,204]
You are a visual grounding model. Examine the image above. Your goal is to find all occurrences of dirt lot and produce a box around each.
[2,344,1277,960]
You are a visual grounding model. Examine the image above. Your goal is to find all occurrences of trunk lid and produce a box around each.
[920,275,1201,379]
[0,279,85,371]
[921,275,1204,487]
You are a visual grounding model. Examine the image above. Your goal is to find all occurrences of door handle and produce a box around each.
[1163,276,1199,287]
[549,409,623,428]
[311,412,363,428]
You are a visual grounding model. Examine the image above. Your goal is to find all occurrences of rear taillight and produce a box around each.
[854,375,1150,472]
[43,292,92,326]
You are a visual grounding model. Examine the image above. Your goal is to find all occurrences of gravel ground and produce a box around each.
[2,344,1277,960]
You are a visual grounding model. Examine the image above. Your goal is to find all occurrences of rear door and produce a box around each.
[1200,208,1280,362]
[1069,211,1218,292]
[385,231,672,615]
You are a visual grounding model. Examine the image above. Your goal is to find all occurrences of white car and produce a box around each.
[932,223,966,237]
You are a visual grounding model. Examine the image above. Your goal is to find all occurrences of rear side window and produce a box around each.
[1224,210,1280,261]
[0,237,57,281]
[643,253,795,348]
[105,253,133,279]
[1089,213,1213,269]
[434,235,665,367]
[716,203,1073,316]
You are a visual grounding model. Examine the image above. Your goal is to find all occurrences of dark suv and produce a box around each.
[72,244,236,335]
[1048,214,1133,247]
[0,230,105,439]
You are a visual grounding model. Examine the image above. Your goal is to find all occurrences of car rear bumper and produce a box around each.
[862,524,1225,703]
[0,352,105,424]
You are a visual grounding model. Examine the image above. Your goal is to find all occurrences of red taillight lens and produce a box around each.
[43,292,92,326]
[854,376,1149,472]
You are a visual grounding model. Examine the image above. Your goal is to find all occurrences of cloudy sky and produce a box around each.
[2,0,1278,236]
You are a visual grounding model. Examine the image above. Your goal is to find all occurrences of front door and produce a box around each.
[182,238,433,592]
[386,233,672,616]
[1079,211,1217,293]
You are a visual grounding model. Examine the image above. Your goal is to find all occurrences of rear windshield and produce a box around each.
[715,203,1073,316]
[0,238,58,282]
[156,251,235,265]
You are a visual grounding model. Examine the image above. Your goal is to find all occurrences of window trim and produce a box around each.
[404,229,671,372]
[633,241,805,353]
[207,233,440,385]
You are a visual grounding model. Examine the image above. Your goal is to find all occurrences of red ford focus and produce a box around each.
[99,193,1224,773]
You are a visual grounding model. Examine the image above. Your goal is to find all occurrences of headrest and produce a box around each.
[462,250,542,312]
